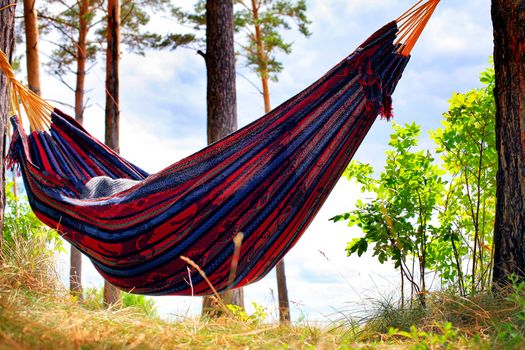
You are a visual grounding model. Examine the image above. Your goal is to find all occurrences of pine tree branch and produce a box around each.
[197,49,206,60]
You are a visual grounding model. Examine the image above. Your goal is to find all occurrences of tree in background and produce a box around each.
[491,0,525,286]
[103,0,121,306]
[39,0,194,123]
[332,66,497,304]
[37,0,194,301]
[39,0,102,124]
[39,0,105,301]
[201,0,243,315]
[235,0,310,111]
[0,0,17,256]
[204,0,237,144]
[181,0,311,322]
[23,0,40,95]
[234,0,310,324]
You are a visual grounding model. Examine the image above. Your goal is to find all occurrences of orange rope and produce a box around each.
[0,50,52,131]
[397,0,425,22]
[395,0,440,56]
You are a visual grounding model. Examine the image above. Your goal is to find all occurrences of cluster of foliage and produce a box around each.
[227,302,268,325]
[82,286,158,317]
[332,66,496,304]
[3,180,62,253]
[1,180,63,292]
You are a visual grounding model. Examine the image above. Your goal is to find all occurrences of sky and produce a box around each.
[28,0,494,323]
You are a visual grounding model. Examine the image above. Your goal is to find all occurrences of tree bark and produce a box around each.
[0,0,16,259]
[23,0,40,95]
[69,246,83,301]
[105,0,120,153]
[276,260,290,323]
[201,0,243,316]
[103,0,121,306]
[69,0,91,302]
[205,0,237,144]
[491,0,525,285]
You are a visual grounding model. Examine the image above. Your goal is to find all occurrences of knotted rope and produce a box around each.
[0,50,52,131]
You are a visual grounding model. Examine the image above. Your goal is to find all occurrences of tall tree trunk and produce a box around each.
[70,0,90,302]
[201,0,243,316]
[0,0,17,259]
[103,0,121,306]
[491,0,525,285]
[74,0,88,124]
[250,0,291,324]
[204,0,237,144]
[23,0,40,95]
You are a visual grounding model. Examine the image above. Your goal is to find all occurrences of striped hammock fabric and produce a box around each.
[5,0,439,296]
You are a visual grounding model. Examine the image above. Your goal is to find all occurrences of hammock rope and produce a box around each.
[396,0,440,55]
[0,0,440,296]
[0,50,52,131]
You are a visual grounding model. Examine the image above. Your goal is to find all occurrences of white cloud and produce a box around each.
[420,5,492,57]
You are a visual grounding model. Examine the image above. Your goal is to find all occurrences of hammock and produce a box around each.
[2,0,439,296]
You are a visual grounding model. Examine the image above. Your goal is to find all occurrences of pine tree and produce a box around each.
[234,0,310,323]
[201,0,244,316]
[102,0,121,306]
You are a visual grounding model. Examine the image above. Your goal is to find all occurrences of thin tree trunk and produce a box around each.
[400,267,404,309]
[23,0,40,95]
[276,260,290,323]
[0,0,16,260]
[74,0,88,125]
[103,0,121,306]
[491,0,525,285]
[201,0,243,316]
[70,247,83,301]
[250,0,290,324]
[70,0,90,302]
[250,0,271,113]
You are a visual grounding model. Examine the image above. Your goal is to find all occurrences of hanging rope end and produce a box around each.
[0,50,53,132]
[395,0,440,56]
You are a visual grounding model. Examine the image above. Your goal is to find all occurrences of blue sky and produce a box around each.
[36,0,493,322]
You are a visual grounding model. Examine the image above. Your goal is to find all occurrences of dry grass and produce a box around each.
[0,285,357,350]
[2,231,525,349]
[0,234,354,349]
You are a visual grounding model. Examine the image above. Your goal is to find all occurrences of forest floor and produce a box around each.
[3,272,523,349]
[1,238,524,349]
